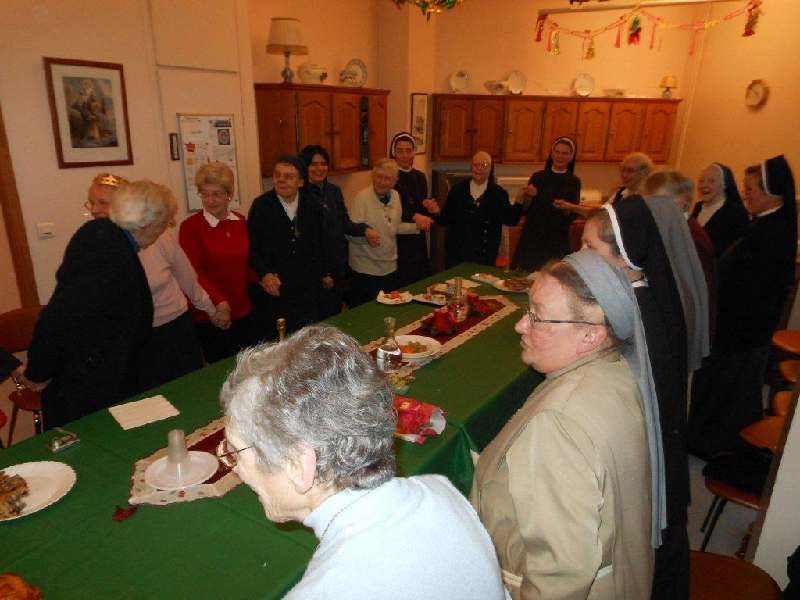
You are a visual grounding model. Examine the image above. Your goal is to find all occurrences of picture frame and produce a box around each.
[43,57,134,169]
[410,93,430,155]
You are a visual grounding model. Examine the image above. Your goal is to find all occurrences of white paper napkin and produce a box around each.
[108,395,180,430]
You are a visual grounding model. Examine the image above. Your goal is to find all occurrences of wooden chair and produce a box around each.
[772,329,800,354]
[778,359,800,384]
[740,416,785,452]
[0,306,43,446]
[690,551,781,599]
[771,390,793,416]
[700,479,767,552]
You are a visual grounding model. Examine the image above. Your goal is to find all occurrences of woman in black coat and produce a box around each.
[512,137,581,271]
[23,181,172,429]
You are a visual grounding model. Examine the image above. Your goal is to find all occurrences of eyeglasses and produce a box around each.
[216,438,252,468]
[525,305,604,327]
[472,161,491,171]
[199,190,228,199]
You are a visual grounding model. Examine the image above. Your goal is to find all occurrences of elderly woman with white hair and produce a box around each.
[24,180,172,428]
[219,325,507,599]
[346,158,427,307]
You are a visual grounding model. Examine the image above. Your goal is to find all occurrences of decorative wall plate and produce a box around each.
[506,70,527,95]
[449,70,471,93]
[573,73,595,97]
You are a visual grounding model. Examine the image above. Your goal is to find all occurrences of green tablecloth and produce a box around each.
[0,263,541,599]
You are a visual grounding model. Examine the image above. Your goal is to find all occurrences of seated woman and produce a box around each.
[220,325,507,599]
[424,151,521,268]
[179,162,258,363]
[24,180,172,429]
[692,162,749,257]
[512,137,580,271]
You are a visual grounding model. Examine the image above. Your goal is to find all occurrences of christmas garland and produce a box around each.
[536,0,762,58]
[392,0,464,20]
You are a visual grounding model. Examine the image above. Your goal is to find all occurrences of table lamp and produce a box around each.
[660,75,677,99]
[267,17,308,83]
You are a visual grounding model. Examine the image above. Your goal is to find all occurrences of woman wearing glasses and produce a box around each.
[179,162,257,363]
[512,137,581,272]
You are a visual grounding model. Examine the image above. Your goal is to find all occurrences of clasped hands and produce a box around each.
[211,301,232,330]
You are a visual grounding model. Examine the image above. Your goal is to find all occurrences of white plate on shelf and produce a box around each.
[144,452,219,491]
[377,291,413,305]
[412,293,447,306]
[449,70,471,93]
[507,70,527,95]
[396,335,442,362]
[573,73,595,97]
[0,461,77,522]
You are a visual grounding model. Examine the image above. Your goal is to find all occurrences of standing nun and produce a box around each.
[691,162,749,257]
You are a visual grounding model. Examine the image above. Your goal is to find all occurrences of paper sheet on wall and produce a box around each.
[178,114,240,211]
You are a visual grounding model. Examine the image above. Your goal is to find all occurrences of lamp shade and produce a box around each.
[267,17,308,55]
[660,75,677,88]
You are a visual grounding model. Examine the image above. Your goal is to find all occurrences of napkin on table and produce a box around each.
[109,395,179,430]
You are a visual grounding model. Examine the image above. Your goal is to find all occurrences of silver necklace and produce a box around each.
[317,488,376,547]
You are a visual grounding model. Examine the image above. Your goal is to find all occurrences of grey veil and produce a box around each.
[565,249,667,547]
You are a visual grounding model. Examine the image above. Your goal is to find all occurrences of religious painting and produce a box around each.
[44,57,133,168]
[410,93,429,155]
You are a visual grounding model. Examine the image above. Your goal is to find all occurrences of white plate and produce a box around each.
[573,73,595,97]
[507,70,527,95]
[377,291,413,305]
[396,335,442,360]
[412,293,447,306]
[493,279,532,294]
[145,451,219,491]
[471,273,500,285]
[449,70,471,93]
[0,461,76,521]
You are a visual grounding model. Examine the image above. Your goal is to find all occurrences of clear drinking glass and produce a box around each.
[448,277,469,323]
[376,316,403,372]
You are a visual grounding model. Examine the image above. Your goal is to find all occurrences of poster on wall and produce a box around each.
[44,57,133,169]
[178,114,240,211]
[410,93,429,155]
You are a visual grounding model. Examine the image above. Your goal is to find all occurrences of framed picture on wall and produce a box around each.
[410,93,429,155]
[43,57,134,169]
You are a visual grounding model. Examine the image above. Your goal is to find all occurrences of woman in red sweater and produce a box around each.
[179,162,260,363]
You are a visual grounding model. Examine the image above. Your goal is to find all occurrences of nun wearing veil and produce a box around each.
[689,155,797,459]
[582,195,708,600]
[692,162,749,257]
[472,250,659,599]
[511,137,581,271]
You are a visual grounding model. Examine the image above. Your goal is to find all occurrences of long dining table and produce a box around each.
[1,263,541,599]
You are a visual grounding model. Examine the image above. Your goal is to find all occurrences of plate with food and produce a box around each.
[377,290,413,305]
[494,277,533,293]
[471,272,500,285]
[396,335,442,363]
[412,292,447,306]
[0,462,76,522]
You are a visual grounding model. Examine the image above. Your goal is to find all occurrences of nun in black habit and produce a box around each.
[512,137,581,271]
[390,132,433,287]
[582,197,691,600]
[691,162,749,257]
[689,155,797,459]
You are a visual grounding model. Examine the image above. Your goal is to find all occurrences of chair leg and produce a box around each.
[700,498,728,552]
[700,495,720,533]
[7,404,19,447]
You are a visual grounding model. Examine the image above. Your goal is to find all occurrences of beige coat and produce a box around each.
[472,347,654,599]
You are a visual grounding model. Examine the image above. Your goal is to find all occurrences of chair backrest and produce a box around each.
[0,306,43,353]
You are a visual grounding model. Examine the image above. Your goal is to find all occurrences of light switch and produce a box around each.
[36,222,55,239]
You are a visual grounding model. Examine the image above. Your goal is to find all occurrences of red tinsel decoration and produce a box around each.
[743,0,761,37]
[628,14,642,45]
[615,22,622,48]
[536,14,547,41]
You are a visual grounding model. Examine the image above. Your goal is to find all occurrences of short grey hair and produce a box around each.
[220,325,396,491]
[109,180,175,232]
[644,170,694,210]
[622,152,654,175]
[373,158,399,180]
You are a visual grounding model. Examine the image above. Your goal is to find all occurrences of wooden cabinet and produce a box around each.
[503,99,545,162]
[640,102,678,162]
[433,96,504,161]
[606,102,646,161]
[254,83,389,177]
[431,94,680,165]
[576,101,611,162]
[541,101,579,160]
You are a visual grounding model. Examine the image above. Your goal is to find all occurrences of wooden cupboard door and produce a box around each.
[434,97,472,160]
[576,101,611,162]
[368,94,388,167]
[503,99,545,162]
[640,102,678,162]
[331,93,361,171]
[472,99,504,159]
[605,102,645,161]
[297,91,332,153]
[254,89,297,177]
[541,101,579,160]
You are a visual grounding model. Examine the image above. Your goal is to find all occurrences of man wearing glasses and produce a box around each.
[472,253,656,599]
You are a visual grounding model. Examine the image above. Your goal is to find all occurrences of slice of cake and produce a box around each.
[0,470,29,519]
